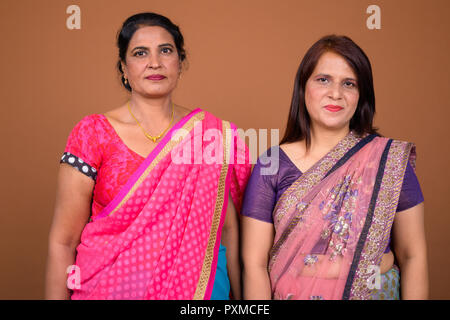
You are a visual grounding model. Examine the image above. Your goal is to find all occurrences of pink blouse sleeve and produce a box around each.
[60,115,102,180]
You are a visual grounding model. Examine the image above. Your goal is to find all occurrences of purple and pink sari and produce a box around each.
[70,109,251,300]
[269,132,415,300]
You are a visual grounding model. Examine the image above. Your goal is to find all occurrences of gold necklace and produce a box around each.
[127,101,175,142]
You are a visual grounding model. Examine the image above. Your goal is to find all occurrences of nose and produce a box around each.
[328,82,343,100]
[147,52,162,69]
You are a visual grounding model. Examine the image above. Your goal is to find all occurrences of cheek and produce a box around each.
[167,59,181,76]
[346,91,360,111]
[305,84,325,112]
[125,61,146,77]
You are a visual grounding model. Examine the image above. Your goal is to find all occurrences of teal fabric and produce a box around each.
[210,243,230,300]
[369,265,400,300]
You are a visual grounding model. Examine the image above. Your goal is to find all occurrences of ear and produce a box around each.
[178,59,184,78]
[121,61,128,78]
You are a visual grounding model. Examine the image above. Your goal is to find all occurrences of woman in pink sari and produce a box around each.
[45,13,251,300]
[241,35,428,300]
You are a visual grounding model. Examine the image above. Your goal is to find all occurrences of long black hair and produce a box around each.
[116,12,186,91]
[280,35,378,148]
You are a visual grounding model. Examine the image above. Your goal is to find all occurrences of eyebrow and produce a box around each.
[131,43,175,52]
[314,73,357,82]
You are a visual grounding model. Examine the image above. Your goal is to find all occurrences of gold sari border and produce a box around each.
[193,120,232,300]
[347,140,413,300]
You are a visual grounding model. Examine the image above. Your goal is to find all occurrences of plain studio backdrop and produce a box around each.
[0,0,449,299]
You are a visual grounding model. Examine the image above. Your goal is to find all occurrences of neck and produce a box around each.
[308,124,350,155]
[128,93,173,126]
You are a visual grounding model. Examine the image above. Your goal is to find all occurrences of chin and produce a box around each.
[139,89,172,99]
[145,93,170,99]
[319,119,351,132]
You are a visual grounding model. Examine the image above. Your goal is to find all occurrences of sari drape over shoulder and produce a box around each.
[269,132,415,300]
[70,109,251,300]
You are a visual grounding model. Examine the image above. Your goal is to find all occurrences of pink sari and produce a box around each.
[269,132,415,300]
[71,109,251,300]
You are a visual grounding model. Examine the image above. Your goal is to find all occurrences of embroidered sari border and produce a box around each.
[324,134,377,179]
[346,140,414,300]
[342,139,392,299]
[193,120,232,300]
[378,141,414,257]
[94,109,204,221]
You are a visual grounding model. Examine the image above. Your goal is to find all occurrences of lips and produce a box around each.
[146,74,166,81]
[324,105,344,112]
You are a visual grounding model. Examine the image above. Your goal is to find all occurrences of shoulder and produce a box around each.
[200,109,221,122]
[372,135,415,155]
[253,146,281,178]
[380,136,415,154]
[279,140,305,161]
[176,105,193,118]
[65,114,113,155]
[68,114,107,137]
[197,109,238,131]
[64,114,106,168]
[258,146,281,162]
[374,136,417,171]
[103,105,130,126]
[372,135,413,146]
[74,113,105,126]
[280,139,304,151]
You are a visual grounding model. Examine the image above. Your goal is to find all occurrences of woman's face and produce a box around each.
[304,51,359,133]
[121,26,181,98]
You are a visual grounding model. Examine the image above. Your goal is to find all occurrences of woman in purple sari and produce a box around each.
[45,13,251,300]
[241,35,428,300]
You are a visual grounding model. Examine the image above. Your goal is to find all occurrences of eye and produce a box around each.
[133,50,146,57]
[343,81,357,88]
[161,47,173,54]
[317,77,329,84]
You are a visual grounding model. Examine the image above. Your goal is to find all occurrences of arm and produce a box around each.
[221,191,241,299]
[241,215,274,300]
[392,202,428,299]
[45,164,94,299]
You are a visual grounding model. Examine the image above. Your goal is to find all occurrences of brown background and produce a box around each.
[0,0,449,299]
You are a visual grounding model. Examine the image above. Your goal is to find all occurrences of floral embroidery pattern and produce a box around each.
[304,255,318,266]
[270,132,361,267]
[317,174,361,261]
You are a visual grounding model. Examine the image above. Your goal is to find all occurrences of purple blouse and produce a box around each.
[241,146,424,253]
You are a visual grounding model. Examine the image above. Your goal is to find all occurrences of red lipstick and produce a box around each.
[146,74,166,81]
[324,105,343,112]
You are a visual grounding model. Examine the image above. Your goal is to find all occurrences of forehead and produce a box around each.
[128,26,175,47]
[313,51,356,78]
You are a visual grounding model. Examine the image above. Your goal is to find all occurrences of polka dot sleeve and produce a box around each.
[60,115,102,180]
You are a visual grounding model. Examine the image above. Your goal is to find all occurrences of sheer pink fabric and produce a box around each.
[71,110,251,300]
[270,133,414,300]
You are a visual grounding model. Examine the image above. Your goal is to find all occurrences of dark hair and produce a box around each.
[116,12,186,91]
[280,35,378,148]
